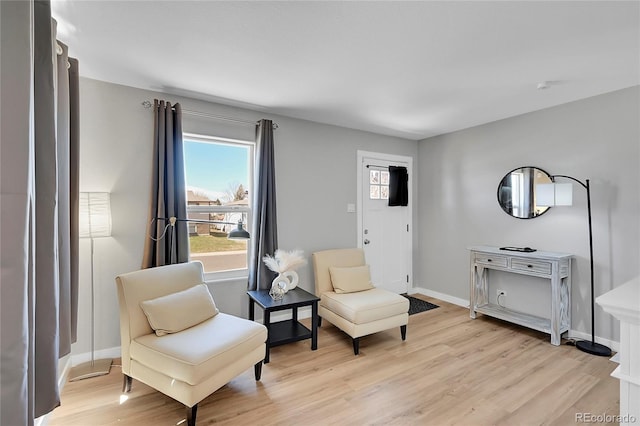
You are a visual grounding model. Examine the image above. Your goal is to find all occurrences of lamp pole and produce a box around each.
[152,216,250,265]
[551,175,611,357]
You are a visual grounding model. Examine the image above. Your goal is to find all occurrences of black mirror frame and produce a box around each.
[497,166,553,220]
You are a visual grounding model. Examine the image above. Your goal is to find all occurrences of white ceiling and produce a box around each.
[52,1,639,140]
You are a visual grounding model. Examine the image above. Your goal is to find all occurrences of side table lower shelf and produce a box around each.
[268,319,312,347]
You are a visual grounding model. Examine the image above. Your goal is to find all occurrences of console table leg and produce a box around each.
[550,273,561,346]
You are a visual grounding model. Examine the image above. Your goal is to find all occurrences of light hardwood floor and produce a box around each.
[50,296,619,425]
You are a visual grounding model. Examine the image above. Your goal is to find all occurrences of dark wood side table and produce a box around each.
[247,287,320,363]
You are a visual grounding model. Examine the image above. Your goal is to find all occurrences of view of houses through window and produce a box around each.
[183,135,253,275]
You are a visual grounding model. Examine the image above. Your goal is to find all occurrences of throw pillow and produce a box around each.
[329,265,374,293]
[140,283,219,336]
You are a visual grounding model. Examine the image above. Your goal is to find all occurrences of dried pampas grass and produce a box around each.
[263,249,306,273]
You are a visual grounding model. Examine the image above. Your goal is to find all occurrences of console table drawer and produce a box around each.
[510,258,552,275]
[475,254,508,267]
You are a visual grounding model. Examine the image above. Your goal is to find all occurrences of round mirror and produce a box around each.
[497,166,553,219]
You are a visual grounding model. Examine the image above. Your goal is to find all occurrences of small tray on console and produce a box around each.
[499,246,536,253]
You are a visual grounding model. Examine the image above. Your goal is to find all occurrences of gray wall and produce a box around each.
[417,86,640,343]
[77,76,637,356]
[76,77,418,355]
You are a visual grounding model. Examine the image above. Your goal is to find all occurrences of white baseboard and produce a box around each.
[411,287,620,352]
[567,329,620,353]
[269,306,312,322]
[411,287,469,308]
[59,355,72,389]
[70,346,122,367]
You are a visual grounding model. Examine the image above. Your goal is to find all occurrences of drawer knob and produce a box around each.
[487,259,492,262]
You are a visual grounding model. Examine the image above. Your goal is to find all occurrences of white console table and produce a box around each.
[469,246,572,345]
[596,277,640,425]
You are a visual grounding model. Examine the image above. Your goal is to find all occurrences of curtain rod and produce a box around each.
[366,164,407,169]
[141,100,278,129]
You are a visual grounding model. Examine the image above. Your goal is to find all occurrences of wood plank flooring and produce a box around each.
[50,296,619,425]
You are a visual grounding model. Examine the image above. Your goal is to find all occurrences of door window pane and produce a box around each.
[381,186,389,200]
[370,185,380,199]
[370,170,380,184]
[380,171,390,185]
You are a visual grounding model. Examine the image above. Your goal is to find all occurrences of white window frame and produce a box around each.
[183,132,254,282]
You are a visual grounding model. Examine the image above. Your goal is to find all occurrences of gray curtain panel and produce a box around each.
[56,39,78,356]
[68,56,80,343]
[0,2,79,424]
[142,99,189,268]
[248,119,278,291]
[0,4,34,424]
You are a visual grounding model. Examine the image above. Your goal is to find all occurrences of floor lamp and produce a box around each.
[537,176,612,357]
[69,192,113,381]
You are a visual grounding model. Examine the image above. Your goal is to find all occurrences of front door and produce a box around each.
[357,151,412,294]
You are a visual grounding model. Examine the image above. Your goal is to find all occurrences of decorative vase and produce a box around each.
[269,274,289,300]
[282,270,299,291]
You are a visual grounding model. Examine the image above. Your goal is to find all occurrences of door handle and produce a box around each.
[364,239,370,245]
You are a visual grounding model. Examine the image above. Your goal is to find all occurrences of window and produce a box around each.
[183,133,254,278]
[369,168,389,200]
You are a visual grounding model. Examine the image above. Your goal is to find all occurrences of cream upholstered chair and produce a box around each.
[115,261,267,426]
[312,248,409,354]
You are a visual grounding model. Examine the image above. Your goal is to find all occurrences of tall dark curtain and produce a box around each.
[68,56,80,342]
[388,166,409,207]
[142,99,189,268]
[0,1,79,424]
[248,119,278,291]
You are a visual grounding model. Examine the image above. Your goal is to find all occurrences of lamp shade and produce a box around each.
[79,192,112,238]
[227,221,250,240]
[554,183,573,206]
[536,184,556,207]
[536,183,573,207]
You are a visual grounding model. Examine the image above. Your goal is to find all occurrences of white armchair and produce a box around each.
[115,261,267,426]
[312,248,409,355]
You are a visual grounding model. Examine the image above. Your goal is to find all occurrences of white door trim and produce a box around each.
[356,150,413,288]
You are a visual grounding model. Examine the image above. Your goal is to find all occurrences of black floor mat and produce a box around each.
[401,294,439,315]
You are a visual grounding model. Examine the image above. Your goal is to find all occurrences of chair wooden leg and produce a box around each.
[254,361,263,381]
[122,375,132,393]
[186,404,198,426]
[317,316,322,327]
[352,337,360,355]
[401,325,407,341]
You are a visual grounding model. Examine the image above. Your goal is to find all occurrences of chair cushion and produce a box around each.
[140,284,219,336]
[329,265,374,294]
[130,313,267,386]
[321,288,409,324]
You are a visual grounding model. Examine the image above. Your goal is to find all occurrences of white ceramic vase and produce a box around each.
[270,270,299,294]
[282,270,299,291]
